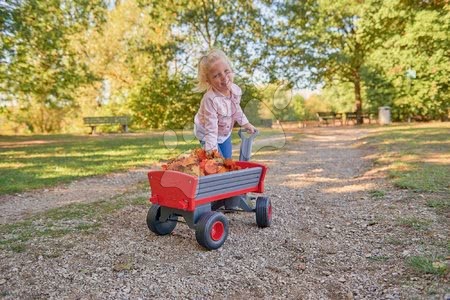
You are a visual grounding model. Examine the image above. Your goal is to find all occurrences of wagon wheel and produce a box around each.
[195,212,229,250]
[255,196,272,228]
[146,204,177,235]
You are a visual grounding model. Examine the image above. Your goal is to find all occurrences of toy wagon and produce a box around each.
[146,130,272,250]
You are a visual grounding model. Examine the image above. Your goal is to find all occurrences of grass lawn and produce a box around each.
[365,122,449,193]
[0,129,282,195]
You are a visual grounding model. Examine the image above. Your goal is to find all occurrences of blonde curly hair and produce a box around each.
[195,49,234,92]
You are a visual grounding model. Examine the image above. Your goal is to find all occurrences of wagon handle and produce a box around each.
[238,128,259,162]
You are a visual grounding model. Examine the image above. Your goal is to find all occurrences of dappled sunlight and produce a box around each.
[380,138,411,145]
[324,182,377,194]
[390,153,450,165]
[391,162,415,172]
[38,166,82,179]
[305,134,342,142]
[251,159,278,165]
[423,153,450,164]
[0,162,28,169]
[321,143,356,150]
[396,154,419,162]
[0,140,56,148]
[363,165,392,177]
[249,149,282,157]
[281,173,341,187]
[283,150,306,155]
[292,176,340,183]
[281,180,315,189]
[419,140,450,146]
[279,172,378,193]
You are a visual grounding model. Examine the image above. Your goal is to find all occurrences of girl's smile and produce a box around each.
[207,59,234,96]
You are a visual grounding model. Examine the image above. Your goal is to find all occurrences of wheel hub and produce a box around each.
[210,221,224,241]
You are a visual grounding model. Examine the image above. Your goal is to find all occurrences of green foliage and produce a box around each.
[272,0,385,123]
[272,0,449,122]
[237,79,264,125]
[0,0,106,133]
[73,0,179,130]
[146,0,267,73]
[316,82,359,113]
[365,1,450,121]
[258,82,306,121]
[129,74,199,129]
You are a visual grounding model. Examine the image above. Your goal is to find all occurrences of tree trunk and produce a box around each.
[354,70,363,125]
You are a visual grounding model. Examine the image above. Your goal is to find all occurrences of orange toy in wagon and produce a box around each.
[146,129,272,250]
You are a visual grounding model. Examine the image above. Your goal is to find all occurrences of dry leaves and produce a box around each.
[161,148,241,176]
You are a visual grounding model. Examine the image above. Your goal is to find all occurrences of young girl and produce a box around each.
[194,49,256,159]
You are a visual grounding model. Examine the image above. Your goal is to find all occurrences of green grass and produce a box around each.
[398,216,431,230]
[390,163,449,192]
[398,217,432,231]
[0,129,285,195]
[406,255,448,276]
[0,194,149,252]
[364,123,450,193]
[0,132,188,195]
[426,198,450,211]
[368,189,386,199]
[367,255,389,262]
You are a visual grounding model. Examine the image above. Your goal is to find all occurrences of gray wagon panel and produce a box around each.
[195,167,262,199]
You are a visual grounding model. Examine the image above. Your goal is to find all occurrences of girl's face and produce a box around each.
[207,59,234,96]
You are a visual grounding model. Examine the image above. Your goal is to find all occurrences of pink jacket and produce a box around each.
[194,83,249,151]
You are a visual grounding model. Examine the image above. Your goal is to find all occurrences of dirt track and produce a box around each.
[0,127,448,299]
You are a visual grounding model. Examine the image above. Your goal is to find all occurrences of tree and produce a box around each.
[273,0,386,124]
[71,0,180,128]
[0,0,105,133]
[320,82,356,113]
[146,0,267,73]
[365,1,450,121]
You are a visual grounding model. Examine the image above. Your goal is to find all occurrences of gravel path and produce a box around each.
[0,168,149,225]
[0,127,448,299]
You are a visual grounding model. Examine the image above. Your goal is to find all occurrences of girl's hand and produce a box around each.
[243,123,256,134]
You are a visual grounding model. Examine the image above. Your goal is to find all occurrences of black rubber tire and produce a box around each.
[146,205,177,235]
[255,196,272,228]
[195,211,229,250]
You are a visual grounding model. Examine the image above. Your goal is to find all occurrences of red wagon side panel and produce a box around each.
[148,170,198,211]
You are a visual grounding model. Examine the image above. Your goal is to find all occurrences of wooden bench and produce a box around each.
[83,116,130,134]
[345,112,357,125]
[260,119,273,128]
[345,112,376,125]
[316,112,342,126]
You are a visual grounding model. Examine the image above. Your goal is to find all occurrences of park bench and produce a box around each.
[345,112,357,125]
[83,116,130,134]
[344,112,376,125]
[260,119,273,128]
[316,112,342,126]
